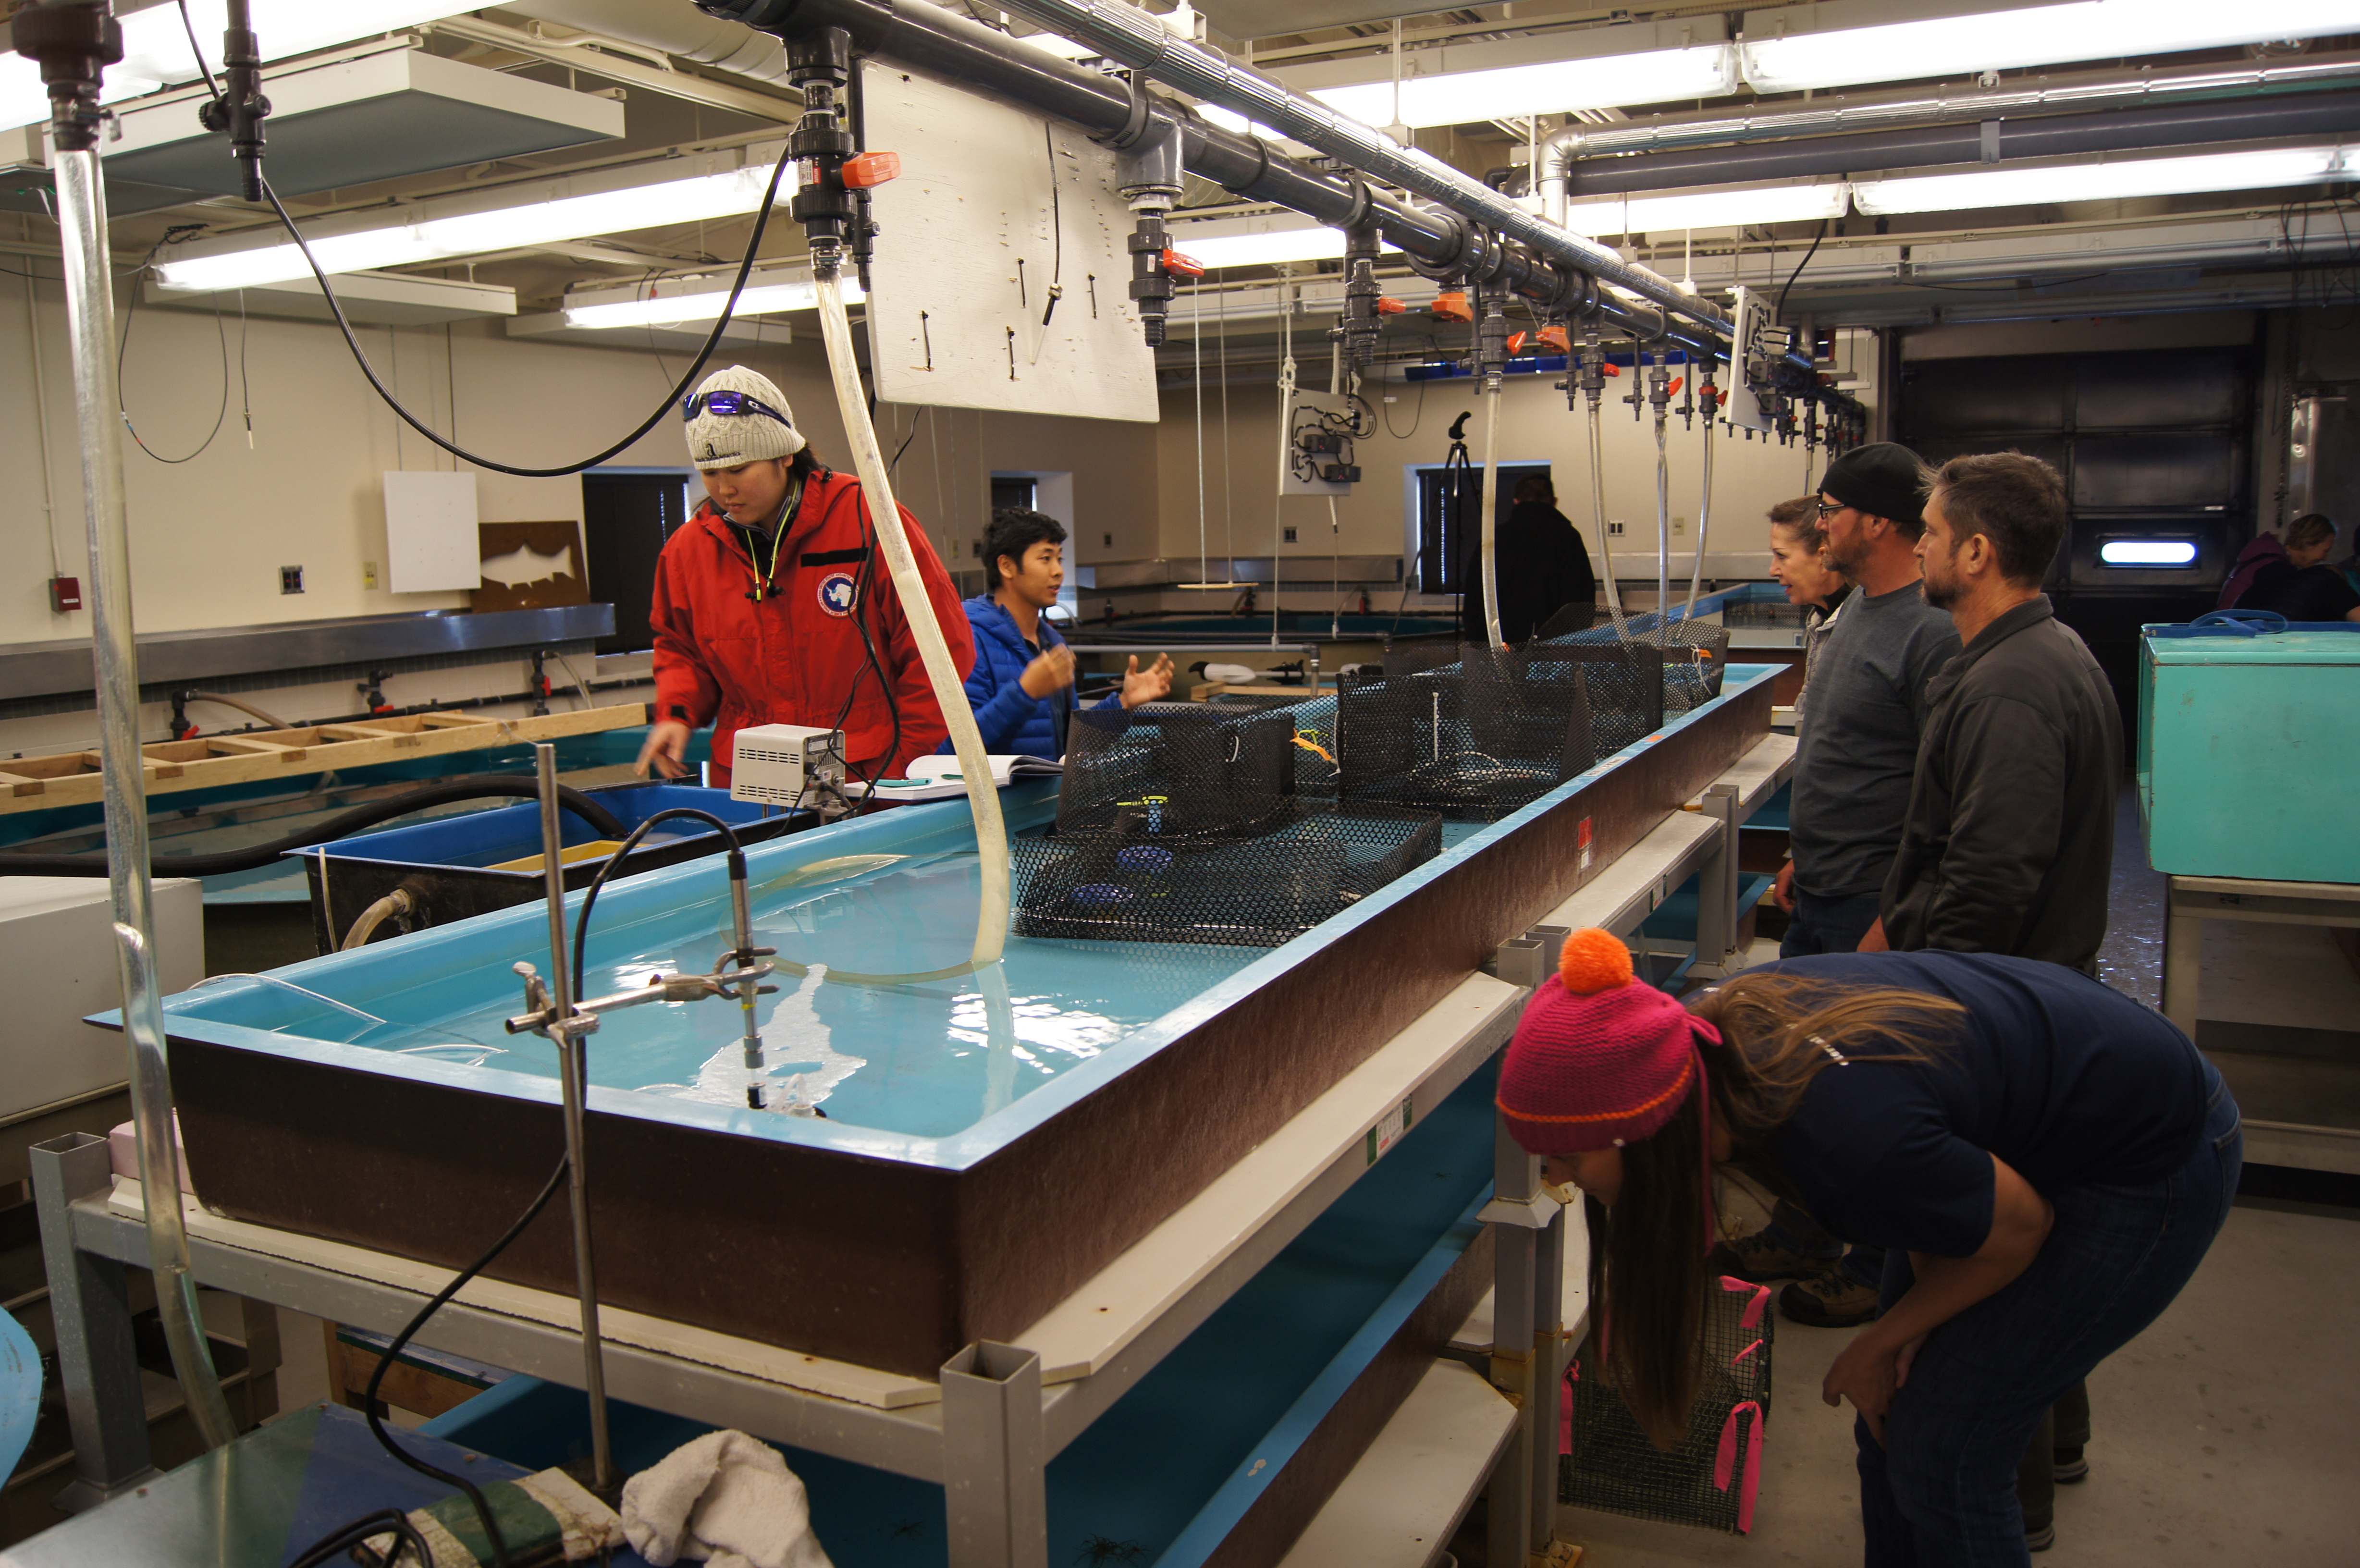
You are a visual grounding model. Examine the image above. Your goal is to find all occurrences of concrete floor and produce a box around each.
[1559,786,2360,1565]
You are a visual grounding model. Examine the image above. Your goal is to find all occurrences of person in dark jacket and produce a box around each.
[1462,473,1598,643]
[2216,529,2287,610]
[950,507,1171,758]
[1873,452,2121,970]
[2236,513,2360,622]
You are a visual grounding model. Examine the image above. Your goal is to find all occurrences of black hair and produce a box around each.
[1513,473,1556,506]
[1928,451,2069,586]
[985,506,1068,589]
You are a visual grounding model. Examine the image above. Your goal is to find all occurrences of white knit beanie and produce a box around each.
[683,365,807,471]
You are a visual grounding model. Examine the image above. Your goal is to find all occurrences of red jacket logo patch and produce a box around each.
[818,570,859,617]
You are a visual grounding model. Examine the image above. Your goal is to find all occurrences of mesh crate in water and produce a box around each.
[1057,703,1299,838]
[1335,646,1596,821]
[1535,619,1732,757]
[1009,805,1442,948]
[1561,1275,1775,1534]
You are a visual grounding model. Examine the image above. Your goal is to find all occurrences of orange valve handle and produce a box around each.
[1163,249,1206,278]
[842,151,900,189]
[1377,296,1408,314]
[1668,376,1685,395]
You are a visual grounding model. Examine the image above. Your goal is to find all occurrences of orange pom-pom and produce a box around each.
[1558,928,1634,994]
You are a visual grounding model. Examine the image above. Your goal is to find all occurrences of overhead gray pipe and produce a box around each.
[1553,89,2360,200]
[1551,53,2360,162]
[696,0,1710,351]
[910,0,1735,339]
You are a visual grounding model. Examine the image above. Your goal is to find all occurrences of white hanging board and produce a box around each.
[384,470,480,593]
[858,61,1158,423]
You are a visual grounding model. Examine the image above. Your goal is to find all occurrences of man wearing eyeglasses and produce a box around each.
[1721,441,1960,1331]
[635,365,973,788]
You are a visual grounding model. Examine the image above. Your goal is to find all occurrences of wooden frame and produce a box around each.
[0,704,650,814]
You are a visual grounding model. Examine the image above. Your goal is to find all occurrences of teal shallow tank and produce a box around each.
[2138,621,2360,882]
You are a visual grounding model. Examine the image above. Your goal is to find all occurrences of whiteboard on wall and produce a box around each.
[384,470,480,593]
[859,61,1158,423]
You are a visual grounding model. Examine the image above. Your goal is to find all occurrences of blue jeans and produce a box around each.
[1856,1067,2242,1567]
[1782,887,1884,958]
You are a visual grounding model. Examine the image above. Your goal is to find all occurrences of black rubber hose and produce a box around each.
[0,774,630,878]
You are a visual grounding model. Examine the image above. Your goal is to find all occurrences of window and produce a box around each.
[1411,462,1549,592]
[2098,539,2198,567]
[990,475,1037,513]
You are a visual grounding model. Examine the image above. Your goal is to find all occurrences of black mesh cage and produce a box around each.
[1334,646,1596,821]
[1009,805,1443,948]
[1534,618,1733,756]
[1561,1276,1776,1534]
[1017,701,1442,948]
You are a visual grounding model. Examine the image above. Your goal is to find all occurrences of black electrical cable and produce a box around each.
[118,228,231,464]
[288,1510,433,1568]
[889,404,927,475]
[569,806,748,998]
[355,1150,573,1568]
[1775,220,1827,322]
[0,775,627,877]
[174,0,793,481]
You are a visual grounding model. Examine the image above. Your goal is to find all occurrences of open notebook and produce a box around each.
[849,752,1062,802]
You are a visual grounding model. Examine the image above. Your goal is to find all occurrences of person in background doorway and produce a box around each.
[953,507,1173,757]
[1766,494,1853,711]
[2234,513,2360,622]
[1742,443,1960,1332]
[1500,930,2241,1568]
[1463,473,1598,643]
[636,366,973,788]
[2217,527,2289,609]
[1874,452,2124,1553]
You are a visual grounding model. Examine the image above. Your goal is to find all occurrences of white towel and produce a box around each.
[620,1430,835,1568]
[1201,662,1257,684]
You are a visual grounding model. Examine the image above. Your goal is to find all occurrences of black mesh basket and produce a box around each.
[1057,703,1300,838]
[1532,618,1732,756]
[1009,804,1442,948]
[1561,1275,1775,1534]
[1334,646,1596,822]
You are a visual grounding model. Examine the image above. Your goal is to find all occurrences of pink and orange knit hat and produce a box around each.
[1499,929,1721,1155]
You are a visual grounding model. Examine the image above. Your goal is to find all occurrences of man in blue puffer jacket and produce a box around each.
[950,507,1173,757]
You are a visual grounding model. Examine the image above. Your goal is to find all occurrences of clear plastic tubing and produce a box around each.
[811,269,1010,966]
[54,146,235,1449]
[1478,380,1505,651]
[1588,402,1630,636]
[1683,417,1717,622]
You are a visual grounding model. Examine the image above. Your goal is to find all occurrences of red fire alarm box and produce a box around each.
[49,576,81,612]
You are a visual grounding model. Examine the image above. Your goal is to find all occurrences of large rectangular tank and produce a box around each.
[143,667,1775,1377]
[2139,622,2360,882]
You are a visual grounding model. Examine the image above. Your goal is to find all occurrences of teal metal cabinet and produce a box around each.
[2139,622,2360,882]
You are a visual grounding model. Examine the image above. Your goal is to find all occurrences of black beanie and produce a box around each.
[1820,442,1930,532]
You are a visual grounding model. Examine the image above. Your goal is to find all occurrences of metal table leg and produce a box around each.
[942,1342,1048,1568]
[1487,1115,1538,1568]
[30,1131,159,1512]
[2162,878,2206,1038]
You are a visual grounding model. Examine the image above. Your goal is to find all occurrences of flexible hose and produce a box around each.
[1654,412,1672,628]
[1478,382,1505,650]
[1587,402,1631,637]
[183,690,294,731]
[0,775,628,877]
[811,270,1009,968]
[341,888,414,951]
[1683,418,1717,622]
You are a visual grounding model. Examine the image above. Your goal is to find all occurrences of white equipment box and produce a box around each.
[0,876,203,1124]
[731,724,846,806]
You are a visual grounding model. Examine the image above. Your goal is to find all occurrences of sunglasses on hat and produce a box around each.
[681,390,793,426]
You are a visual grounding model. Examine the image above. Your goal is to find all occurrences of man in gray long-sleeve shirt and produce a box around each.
[1779,445,1962,956]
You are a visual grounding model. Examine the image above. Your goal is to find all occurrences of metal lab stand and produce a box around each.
[2162,874,2360,1175]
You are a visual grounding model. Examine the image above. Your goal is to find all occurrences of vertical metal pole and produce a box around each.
[1488,1111,1538,1568]
[31,1133,158,1511]
[731,868,764,1108]
[1696,781,1740,976]
[52,139,235,1453]
[1528,1200,1567,1552]
[941,1342,1048,1568]
[2161,879,2202,1037]
[536,743,614,1494]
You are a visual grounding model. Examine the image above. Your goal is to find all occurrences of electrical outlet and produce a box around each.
[280,565,305,594]
[1608,519,1625,537]
[1103,533,1112,548]
[363,560,379,589]
[1283,527,1298,543]
[1673,516,1688,536]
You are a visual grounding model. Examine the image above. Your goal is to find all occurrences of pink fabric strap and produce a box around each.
[1714,1399,1766,1533]
[1720,1274,1772,1331]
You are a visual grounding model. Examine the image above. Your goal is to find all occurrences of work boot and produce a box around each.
[2025,1525,2056,1552]
[1707,1229,1837,1284]
[1779,1266,1880,1328]
[2053,1446,2089,1484]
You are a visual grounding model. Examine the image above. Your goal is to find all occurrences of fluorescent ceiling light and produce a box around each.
[563,270,863,330]
[1195,103,1286,141]
[1562,182,1849,236]
[0,2,483,133]
[2099,540,2198,566]
[1312,45,1735,127]
[1852,145,2357,214]
[153,159,783,292]
[1739,0,2360,94]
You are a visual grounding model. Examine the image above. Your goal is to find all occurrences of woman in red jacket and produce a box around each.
[635,367,973,787]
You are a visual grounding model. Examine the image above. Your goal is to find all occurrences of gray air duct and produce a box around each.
[504,0,794,86]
